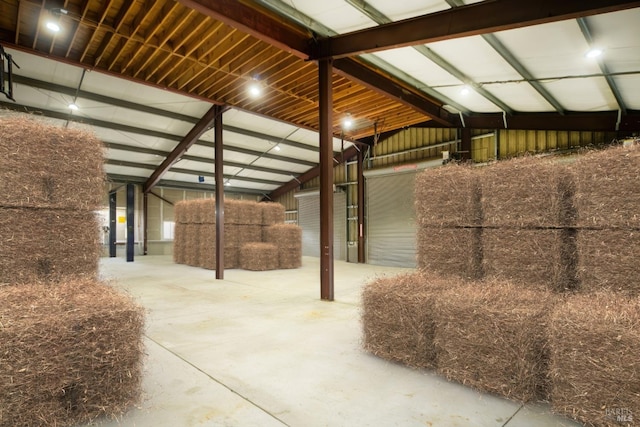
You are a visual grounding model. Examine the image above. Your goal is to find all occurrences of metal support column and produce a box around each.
[143,192,148,255]
[319,58,334,301]
[126,183,134,262]
[461,127,472,161]
[357,148,365,263]
[109,192,116,258]
[214,105,225,279]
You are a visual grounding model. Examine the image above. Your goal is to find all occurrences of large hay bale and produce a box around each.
[183,224,200,267]
[239,243,278,271]
[223,200,243,224]
[414,163,481,227]
[482,228,577,291]
[237,201,262,225]
[237,225,262,247]
[261,202,285,225]
[263,224,302,248]
[174,201,188,224]
[0,279,145,427]
[416,226,483,280]
[197,224,216,270]
[362,272,449,369]
[480,157,575,227]
[172,223,187,264]
[200,199,216,224]
[224,246,238,269]
[577,229,640,295]
[573,145,640,228]
[549,293,640,426]
[278,248,302,269]
[0,117,105,210]
[433,281,554,402]
[0,208,100,285]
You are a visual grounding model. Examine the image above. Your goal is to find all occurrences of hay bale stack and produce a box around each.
[0,279,145,427]
[433,281,553,402]
[174,201,188,224]
[239,243,278,271]
[573,145,640,228]
[264,224,302,269]
[237,225,262,247]
[237,201,262,225]
[577,229,640,295]
[362,272,449,369]
[416,227,483,280]
[0,208,101,285]
[414,163,481,227]
[183,224,200,267]
[223,200,243,224]
[200,199,216,224]
[261,202,285,225]
[480,157,575,228]
[0,117,104,210]
[549,293,640,426]
[172,223,186,264]
[198,224,216,270]
[482,229,577,291]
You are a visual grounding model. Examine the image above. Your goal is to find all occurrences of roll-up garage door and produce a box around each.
[366,171,417,267]
[296,191,346,260]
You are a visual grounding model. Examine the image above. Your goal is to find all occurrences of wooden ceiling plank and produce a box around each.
[92,0,138,66]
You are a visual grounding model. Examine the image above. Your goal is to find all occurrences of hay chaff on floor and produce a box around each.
[0,279,145,427]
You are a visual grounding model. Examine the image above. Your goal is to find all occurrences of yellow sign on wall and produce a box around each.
[118,216,126,223]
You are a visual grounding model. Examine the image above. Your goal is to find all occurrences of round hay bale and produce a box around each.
[261,202,285,225]
[0,117,105,210]
[549,293,640,426]
[433,280,554,402]
[577,229,640,296]
[362,272,450,369]
[414,163,482,227]
[263,224,302,249]
[0,208,100,285]
[572,144,640,228]
[416,226,483,280]
[480,156,575,228]
[239,243,278,271]
[0,279,145,427]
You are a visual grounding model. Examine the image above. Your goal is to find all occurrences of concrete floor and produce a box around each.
[87,255,582,427]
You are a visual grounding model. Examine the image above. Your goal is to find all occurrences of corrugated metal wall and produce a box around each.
[296,192,347,260]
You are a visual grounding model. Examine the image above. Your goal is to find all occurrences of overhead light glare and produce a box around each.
[460,85,471,96]
[248,79,263,98]
[68,103,78,110]
[224,181,231,187]
[46,21,61,32]
[586,48,603,59]
[273,145,281,152]
[342,114,353,129]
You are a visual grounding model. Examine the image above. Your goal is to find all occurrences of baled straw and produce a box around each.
[577,229,640,295]
[416,226,483,280]
[0,117,105,210]
[572,144,640,228]
[198,224,216,270]
[480,157,575,228]
[433,280,554,402]
[172,223,186,264]
[414,163,482,227]
[0,208,100,285]
[549,293,640,427]
[261,202,285,225]
[239,243,278,271]
[362,272,450,369]
[0,279,145,427]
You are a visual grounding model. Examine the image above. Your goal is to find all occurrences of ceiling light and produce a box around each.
[224,181,231,186]
[460,85,471,96]
[342,114,353,129]
[68,103,78,110]
[46,21,60,32]
[273,145,281,151]
[586,48,603,59]
[248,79,263,98]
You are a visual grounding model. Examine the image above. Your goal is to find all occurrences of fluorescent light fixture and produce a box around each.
[68,103,78,110]
[46,21,60,32]
[586,48,603,59]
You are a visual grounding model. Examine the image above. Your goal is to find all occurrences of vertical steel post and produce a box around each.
[126,183,134,262]
[357,148,365,263]
[143,192,148,255]
[319,58,334,301]
[461,127,472,161]
[215,105,224,279]
[109,192,116,258]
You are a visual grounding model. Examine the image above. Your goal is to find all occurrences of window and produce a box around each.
[163,221,175,240]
